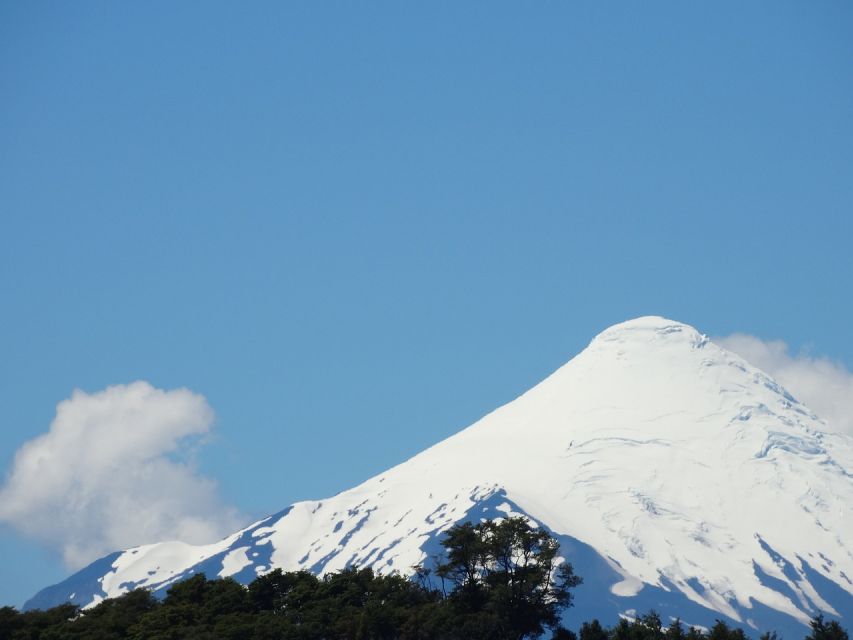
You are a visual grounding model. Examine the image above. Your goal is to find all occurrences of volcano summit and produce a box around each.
[27,317,853,636]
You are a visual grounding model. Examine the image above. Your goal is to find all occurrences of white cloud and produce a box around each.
[0,381,243,569]
[716,334,853,436]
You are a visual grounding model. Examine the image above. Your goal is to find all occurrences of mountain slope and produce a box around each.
[27,317,853,636]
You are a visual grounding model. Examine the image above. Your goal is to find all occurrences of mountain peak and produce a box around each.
[590,316,709,351]
[26,318,853,638]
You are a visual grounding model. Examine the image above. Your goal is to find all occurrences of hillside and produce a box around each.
[27,317,853,637]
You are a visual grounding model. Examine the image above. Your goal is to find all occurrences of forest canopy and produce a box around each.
[1,518,847,640]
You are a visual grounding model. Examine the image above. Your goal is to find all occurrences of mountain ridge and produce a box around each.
[26,317,853,636]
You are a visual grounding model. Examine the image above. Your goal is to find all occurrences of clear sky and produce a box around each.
[1,1,852,607]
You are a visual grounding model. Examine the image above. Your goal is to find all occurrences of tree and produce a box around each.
[636,611,665,640]
[0,606,24,639]
[666,618,687,640]
[707,620,747,640]
[433,516,582,640]
[69,589,157,638]
[551,626,577,640]
[807,614,850,640]
[578,619,608,640]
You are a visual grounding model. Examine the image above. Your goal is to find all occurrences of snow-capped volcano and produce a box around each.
[27,317,853,636]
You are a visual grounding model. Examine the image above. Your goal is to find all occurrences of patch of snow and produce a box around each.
[219,547,252,578]
[42,316,853,633]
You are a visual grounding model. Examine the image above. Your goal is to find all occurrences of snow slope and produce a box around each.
[26,317,853,636]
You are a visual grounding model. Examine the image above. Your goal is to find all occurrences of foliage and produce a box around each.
[0,590,843,640]
[428,517,582,640]
[0,519,846,640]
[806,614,850,640]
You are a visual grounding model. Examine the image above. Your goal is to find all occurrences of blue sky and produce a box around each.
[1,1,852,607]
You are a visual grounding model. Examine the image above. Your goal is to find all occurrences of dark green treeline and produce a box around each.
[1,518,848,640]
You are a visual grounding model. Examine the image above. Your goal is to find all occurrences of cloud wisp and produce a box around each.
[717,334,853,437]
[0,381,243,569]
